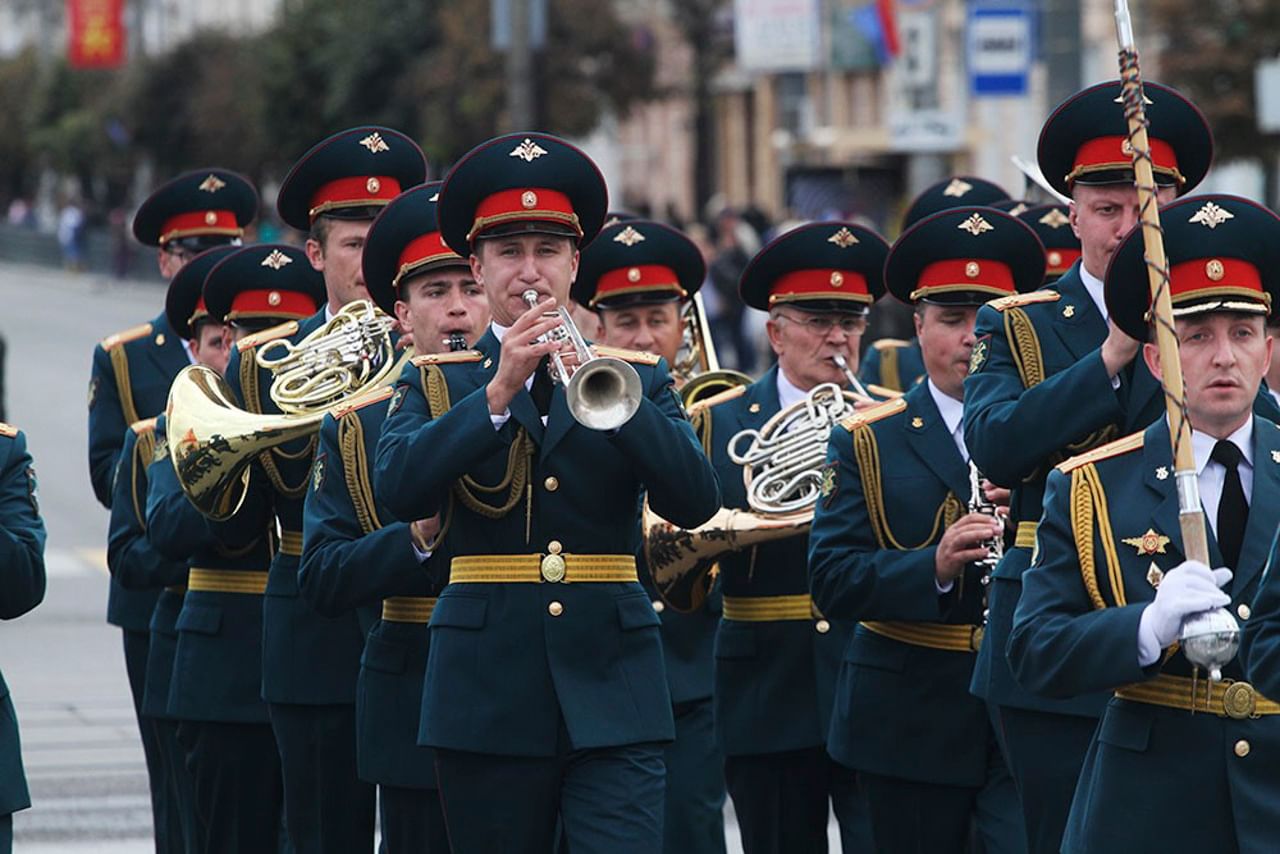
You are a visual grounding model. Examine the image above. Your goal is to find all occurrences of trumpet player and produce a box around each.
[1008,194,1280,854]
[375,133,720,854]
[211,126,427,853]
[145,245,323,852]
[574,218,728,854]
[808,206,1045,854]
[697,222,889,854]
[88,168,257,854]
[296,181,487,853]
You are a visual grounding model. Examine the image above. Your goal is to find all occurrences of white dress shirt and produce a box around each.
[1079,264,1108,324]
[775,366,808,414]
[927,379,967,462]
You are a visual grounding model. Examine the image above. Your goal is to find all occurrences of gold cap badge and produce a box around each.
[261,250,292,270]
[510,138,549,162]
[359,132,390,153]
[827,227,859,248]
[198,174,226,193]
[614,226,645,247]
[958,213,994,236]
[943,179,973,198]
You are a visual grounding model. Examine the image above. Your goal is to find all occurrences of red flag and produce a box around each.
[67,0,126,69]
[877,0,900,58]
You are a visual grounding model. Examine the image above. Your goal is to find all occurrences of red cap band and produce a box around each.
[1045,248,1082,274]
[1168,257,1265,304]
[227,289,318,321]
[308,176,401,221]
[159,210,242,245]
[187,296,210,330]
[592,264,686,307]
[394,231,466,288]
[768,269,871,306]
[1068,136,1182,186]
[910,258,1015,301]
[468,188,581,242]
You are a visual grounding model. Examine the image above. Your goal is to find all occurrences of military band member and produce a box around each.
[88,168,256,854]
[696,222,882,854]
[574,218,728,854]
[297,181,488,853]
[149,244,324,853]
[860,177,1010,394]
[0,424,45,853]
[1008,193,1280,853]
[375,132,721,854]
[1016,204,1082,286]
[206,127,426,854]
[809,206,1040,853]
[106,246,238,854]
[961,80,1233,854]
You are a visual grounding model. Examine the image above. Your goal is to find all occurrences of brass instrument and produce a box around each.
[522,289,642,431]
[167,299,401,520]
[644,382,860,611]
[674,292,752,406]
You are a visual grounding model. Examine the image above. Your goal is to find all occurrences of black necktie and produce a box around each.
[1210,439,1248,569]
[530,356,554,417]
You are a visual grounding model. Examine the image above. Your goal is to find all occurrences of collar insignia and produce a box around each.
[1123,529,1171,556]
[1155,466,1169,480]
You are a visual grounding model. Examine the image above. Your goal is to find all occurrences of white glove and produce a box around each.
[1136,561,1232,666]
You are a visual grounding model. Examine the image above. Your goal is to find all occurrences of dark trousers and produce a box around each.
[123,629,181,854]
[998,707,1097,854]
[0,812,10,854]
[177,721,284,854]
[663,700,726,854]
[269,702,374,854]
[379,785,448,854]
[724,747,874,854]
[155,718,201,853]
[435,741,665,854]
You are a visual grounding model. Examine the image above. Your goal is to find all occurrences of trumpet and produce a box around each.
[522,289,642,431]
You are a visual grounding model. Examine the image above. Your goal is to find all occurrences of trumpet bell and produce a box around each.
[566,355,642,432]
[167,364,322,520]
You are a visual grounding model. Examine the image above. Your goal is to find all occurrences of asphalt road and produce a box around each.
[0,260,840,852]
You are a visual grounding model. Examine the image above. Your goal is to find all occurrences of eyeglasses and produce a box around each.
[775,311,868,336]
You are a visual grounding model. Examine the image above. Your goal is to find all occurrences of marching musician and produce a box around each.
[573,218,728,854]
[859,177,1010,394]
[208,126,426,853]
[374,132,720,853]
[105,246,239,853]
[0,422,45,854]
[297,181,488,852]
[1009,193,1280,853]
[88,168,256,854]
[960,81,1255,854]
[148,244,324,852]
[697,222,881,854]
[808,206,1041,853]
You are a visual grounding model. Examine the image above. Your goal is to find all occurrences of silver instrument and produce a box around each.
[522,289,642,431]
[831,353,876,403]
[968,462,1004,579]
[445,333,468,352]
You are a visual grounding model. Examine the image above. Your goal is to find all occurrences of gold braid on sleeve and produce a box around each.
[1069,464,1126,610]
[851,425,963,550]
[338,413,382,536]
[129,431,155,530]
[109,347,140,425]
[1004,308,1045,389]
[241,346,314,498]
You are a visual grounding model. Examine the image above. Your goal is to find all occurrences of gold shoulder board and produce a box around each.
[101,322,153,351]
[411,350,483,367]
[865,383,905,400]
[130,417,158,436]
[839,397,908,432]
[687,384,747,416]
[871,337,911,352]
[334,385,396,419]
[237,320,300,352]
[0,423,17,438]
[988,290,1061,312]
[1056,430,1145,473]
[592,345,661,366]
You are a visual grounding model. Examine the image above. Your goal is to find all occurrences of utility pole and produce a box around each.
[505,0,535,131]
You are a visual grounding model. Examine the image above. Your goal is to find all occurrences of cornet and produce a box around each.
[522,289,642,431]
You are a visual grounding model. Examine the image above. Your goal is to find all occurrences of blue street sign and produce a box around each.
[968,2,1032,97]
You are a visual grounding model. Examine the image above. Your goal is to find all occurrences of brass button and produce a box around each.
[547,540,563,555]
[155,333,166,346]
[815,619,831,634]
[544,476,559,492]
[548,601,564,617]
[540,554,566,583]
[652,600,665,614]
[1238,603,1251,621]
[1234,739,1251,758]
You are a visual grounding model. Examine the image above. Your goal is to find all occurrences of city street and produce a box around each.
[0,260,838,852]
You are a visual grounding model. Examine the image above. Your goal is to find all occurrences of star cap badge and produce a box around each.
[943,178,973,198]
[198,174,226,193]
[1123,529,1171,556]
[958,213,994,236]
[827,227,859,248]
[1189,202,1234,230]
[261,249,293,270]
[613,226,646,247]
[510,138,549,162]
[359,132,390,154]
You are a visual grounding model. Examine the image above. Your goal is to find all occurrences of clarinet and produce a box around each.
[968,461,1003,583]
[445,333,468,352]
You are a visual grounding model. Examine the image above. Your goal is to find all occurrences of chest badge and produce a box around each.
[1147,563,1164,589]
[1123,529,1170,557]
